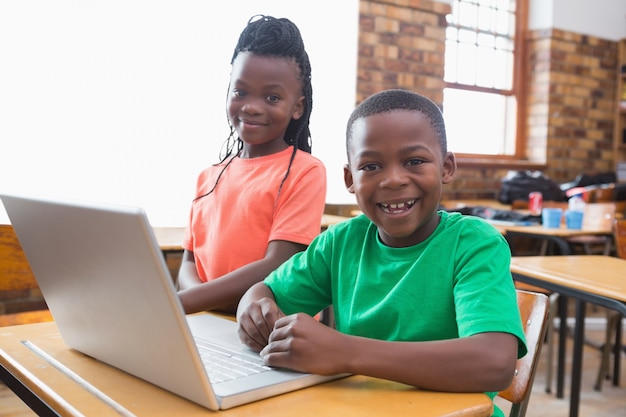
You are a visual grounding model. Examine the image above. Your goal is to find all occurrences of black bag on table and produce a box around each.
[498,170,566,204]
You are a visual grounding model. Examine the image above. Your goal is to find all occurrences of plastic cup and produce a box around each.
[565,210,584,230]
[542,208,563,228]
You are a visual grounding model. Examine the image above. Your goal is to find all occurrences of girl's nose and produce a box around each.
[241,99,263,115]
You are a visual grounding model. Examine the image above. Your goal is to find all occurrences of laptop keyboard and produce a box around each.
[195,339,272,383]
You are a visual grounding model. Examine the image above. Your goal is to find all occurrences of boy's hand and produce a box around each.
[260,313,347,376]
[237,297,284,352]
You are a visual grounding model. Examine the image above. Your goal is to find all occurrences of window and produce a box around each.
[443,0,527,160]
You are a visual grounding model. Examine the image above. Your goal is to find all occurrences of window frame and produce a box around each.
[444,0,535,169]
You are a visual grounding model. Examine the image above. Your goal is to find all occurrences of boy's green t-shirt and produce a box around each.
[265,210,527,417]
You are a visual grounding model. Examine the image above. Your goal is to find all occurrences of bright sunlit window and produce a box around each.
[443,0,525,158]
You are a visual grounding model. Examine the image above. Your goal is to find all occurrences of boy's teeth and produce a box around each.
[381,200,416,212]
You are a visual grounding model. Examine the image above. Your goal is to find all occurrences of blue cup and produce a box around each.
[565,210,584,230]
[542,208,562,228]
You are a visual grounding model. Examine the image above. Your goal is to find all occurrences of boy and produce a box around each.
[237,89,527,416]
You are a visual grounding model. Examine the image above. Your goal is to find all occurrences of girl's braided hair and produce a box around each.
[195,15,313,202]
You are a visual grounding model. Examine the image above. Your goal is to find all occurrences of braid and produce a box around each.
[196,15,313,203]
[231,15,313,153]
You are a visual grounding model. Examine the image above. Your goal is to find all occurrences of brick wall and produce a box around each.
[357,0,450,105]
[526,29,617,184]
[356,0,620,200]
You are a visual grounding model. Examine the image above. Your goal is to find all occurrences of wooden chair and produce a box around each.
[498,289,550,417]
[0,224,53,326]
[586,183,615,203]
[594,219,626,391]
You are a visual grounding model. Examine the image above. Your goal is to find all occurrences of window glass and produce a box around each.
[443,0,523,157]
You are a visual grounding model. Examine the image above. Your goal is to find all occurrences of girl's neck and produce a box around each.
[239,141,290,159]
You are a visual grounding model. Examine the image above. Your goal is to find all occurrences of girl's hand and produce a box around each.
[260,313,349,376]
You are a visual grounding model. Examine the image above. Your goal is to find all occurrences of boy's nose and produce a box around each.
[380,166,409,188]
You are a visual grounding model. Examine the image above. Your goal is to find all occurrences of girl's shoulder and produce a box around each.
[292,148,325,168]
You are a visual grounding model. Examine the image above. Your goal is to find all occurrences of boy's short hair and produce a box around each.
[346,89,447,157]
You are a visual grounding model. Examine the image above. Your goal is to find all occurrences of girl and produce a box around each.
[177,15,326,314]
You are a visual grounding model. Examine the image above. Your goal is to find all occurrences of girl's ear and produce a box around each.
[291,96,305,120]
[343,164,355,193]
[441,152,457,184]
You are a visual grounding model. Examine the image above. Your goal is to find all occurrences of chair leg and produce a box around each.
[544,294,559,393]
[594,312,620,391]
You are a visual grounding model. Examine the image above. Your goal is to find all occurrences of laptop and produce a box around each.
[0,193,346,410]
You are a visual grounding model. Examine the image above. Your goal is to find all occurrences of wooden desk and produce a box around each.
[321,214,351,230]
[503,224,612,255]
[0,321,493,417]
[439,199,513,211]
[510,256,626,417]
[152,215,351,252]
[153,227,185,252]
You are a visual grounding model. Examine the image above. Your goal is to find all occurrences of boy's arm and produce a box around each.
[177,240,305,314]
[236,282,285,352]
[260,315,519,392]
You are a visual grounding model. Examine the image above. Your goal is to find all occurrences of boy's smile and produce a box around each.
[344,110,456,248]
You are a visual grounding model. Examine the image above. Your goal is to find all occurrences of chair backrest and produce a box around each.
[498,289,550,417]
[586,183,615,203]
[613,219,626,259]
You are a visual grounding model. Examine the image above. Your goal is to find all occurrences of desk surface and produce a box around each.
[510,255,626,417]
[0,322,492,417]
[153,214,352,252]
[510,255,626,306]
[502,223,611,237]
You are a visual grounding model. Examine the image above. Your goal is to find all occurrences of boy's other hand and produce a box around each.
[260,313,347,375]
[237,296,283,352]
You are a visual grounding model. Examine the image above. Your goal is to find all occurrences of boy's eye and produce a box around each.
[232,89,246,98]
[406,158,425,167]
[360,163,379,172]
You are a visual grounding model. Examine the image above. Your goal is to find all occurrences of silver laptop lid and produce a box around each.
[0,193,219,410]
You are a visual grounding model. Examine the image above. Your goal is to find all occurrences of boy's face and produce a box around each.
[344,110,456,248]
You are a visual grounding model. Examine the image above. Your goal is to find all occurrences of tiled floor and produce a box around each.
[1,317,625,417]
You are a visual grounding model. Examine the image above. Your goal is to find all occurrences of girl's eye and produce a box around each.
[232,89,246,98]
[266,95,280,103]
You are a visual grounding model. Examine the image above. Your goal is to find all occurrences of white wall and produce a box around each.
[0,1,359,226]
[530,0,626,41]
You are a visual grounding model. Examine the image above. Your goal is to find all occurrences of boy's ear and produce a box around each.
[441,152,457,184]
[291,96,305,120]
[343,164,355,194]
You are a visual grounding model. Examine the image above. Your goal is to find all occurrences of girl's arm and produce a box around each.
[176,250,202,290]
[177,240,305,314]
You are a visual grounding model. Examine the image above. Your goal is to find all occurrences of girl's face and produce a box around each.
[343,110,456,248]
[227,52,305,158]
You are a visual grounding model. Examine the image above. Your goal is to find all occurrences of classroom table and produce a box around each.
[510,255,626,417]
[151,214,351,255]
[503,223,612,255]
[153,227,185,253]
[0,321,494,417]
